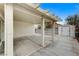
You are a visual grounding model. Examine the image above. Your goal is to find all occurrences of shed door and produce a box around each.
[62,27,69,36]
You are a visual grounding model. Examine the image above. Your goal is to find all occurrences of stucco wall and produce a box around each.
[14,20,35,38]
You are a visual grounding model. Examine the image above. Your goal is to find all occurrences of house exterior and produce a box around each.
[0,3,57,56]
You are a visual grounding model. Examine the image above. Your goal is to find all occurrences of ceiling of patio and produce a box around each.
[0,4,4,20]
[0,4,54,23]
[13,4,42,24]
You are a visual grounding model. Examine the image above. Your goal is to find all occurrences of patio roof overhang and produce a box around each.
[0,4,4,21]
[0,4,57,24]
[13,4,42,24]
[13,4,57,24]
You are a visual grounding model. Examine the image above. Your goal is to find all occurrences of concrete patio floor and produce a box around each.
[14,36,41,56]
[1,34,79,56]
[14,34,52,56]
[30,35,79,56]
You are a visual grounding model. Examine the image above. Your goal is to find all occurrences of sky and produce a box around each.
[40,3,79,21]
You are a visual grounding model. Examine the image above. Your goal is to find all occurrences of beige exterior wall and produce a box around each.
[14,20,35,38]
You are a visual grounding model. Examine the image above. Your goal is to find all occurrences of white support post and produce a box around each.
[52,21,55,41]
[4,4,13,56]
[61,26,63,36]
[53,22,56,35]
[0,21,2,41]
[1,20,3,41]
[42,17,45,47]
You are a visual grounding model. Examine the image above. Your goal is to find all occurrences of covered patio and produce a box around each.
[13,3,57,56]
[0,3,57,56]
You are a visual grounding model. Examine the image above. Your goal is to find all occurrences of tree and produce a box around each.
[66,14,79,25]
[66,14,79,41]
